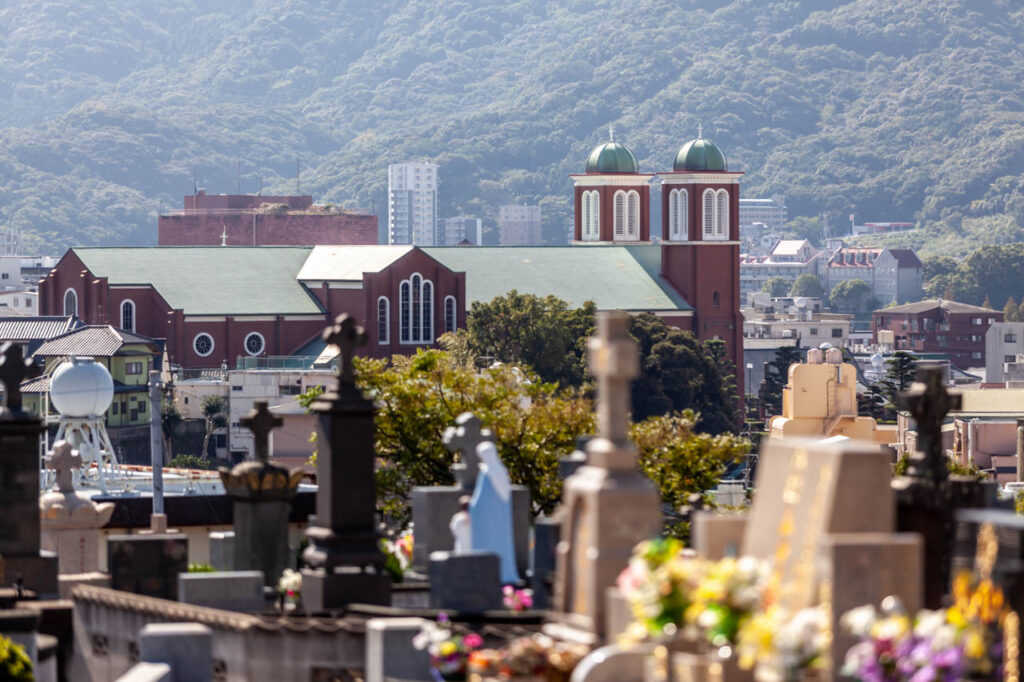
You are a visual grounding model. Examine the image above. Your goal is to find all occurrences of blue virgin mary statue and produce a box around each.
[469,442,520,584]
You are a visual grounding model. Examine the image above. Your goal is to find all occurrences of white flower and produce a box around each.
[840,604,877,638]
[913,609,946,639]
[278,568,302,594]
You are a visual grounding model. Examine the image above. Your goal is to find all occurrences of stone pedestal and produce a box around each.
[690,511,747,560]
[139,623,212,682]
[40,486,115,575]
[428,551,502,612]
[365,617,433,682]
[208,531,234,571]
[531,516,560,610]
[553,440,661,640]
[232,492,293,587]
[179,571,265,612]
[107,534,188,600]
[300,567,391,613]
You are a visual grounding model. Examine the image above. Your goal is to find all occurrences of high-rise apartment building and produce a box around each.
[439,216,482,245]
[738,195,788,231]
[498,204,542,246]
[388,162,438,245]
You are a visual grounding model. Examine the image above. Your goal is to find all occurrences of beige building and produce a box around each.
[498,204,542,246]
[767,347,893,443]
[743,295,853,347]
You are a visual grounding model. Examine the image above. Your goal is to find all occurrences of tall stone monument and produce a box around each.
[0,343,58,596]
[219,401,303,587]
[302,314,392,610]
[892,366,987,607]
[40,440,115,574]
[551,312,661,643]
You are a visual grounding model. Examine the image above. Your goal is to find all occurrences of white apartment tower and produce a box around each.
[388,162,439,245]
[498,204,542,246]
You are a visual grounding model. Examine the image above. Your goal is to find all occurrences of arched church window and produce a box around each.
[715,189,729,239]
[64,289,77,317]
[120,300,135,332]
[613,191,626,237]
[589,191,601,240]
[625,190,640,239]
[702,189,716,240]
[399,274,434,343]
[668,189,688,240]
[444,296,457,333]
[378,297,389,344]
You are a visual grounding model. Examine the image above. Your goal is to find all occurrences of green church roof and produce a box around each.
[674,137,728,171]
[423,245,691,312]
[73,247,325,316]
[585,141,639,174]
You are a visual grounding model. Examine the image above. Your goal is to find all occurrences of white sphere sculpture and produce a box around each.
[50,357,114,418]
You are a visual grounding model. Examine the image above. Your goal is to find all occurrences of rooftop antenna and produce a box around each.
[193,164,198,196]
[609,125,615,142]
[296,157,301,195]
[236,158,241,194]
[698,121,703,138]
[258,175,263,197]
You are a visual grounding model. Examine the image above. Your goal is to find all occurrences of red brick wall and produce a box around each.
[573,183,651,241]
[158,213,378,246]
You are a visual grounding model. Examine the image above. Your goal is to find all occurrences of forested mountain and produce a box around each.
[1,0,1022,254]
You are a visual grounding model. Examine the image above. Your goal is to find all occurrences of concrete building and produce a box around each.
[388,162,439,245]
[984,322,1024,384]
[743,295,853,347]
[441,216,482,245]
[872,299,1002,368]
[824,247,923,306]
[739,239,823,297]
[0,289,37,315]
[738,196,787,232]
[158,192,377,247]
[498,205,542,246]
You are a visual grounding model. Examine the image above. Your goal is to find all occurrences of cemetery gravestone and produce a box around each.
[893,367,988,607]
[552,312,661,642]
[107,533,188,600]
[428,550,503,612]
[207,531,235,572]
[0,343,58,596]
[302,315,391,610]
[39,440,115,574]
[178,570,265,612]
[219,401,303,587]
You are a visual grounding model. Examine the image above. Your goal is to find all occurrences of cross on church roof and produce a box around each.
[220,225,228,247]
[322,314,366,388]
[588,312,639,445]
[46,440,82,494]
[0,343,41,413]
[898,366,961,483]
[443,412,492,489]
[241,401,283,464]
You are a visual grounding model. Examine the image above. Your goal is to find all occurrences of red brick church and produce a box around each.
[40,134,744,393]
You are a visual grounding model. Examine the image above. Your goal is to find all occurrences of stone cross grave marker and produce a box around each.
[46,440,82,494]
[552,312,660,641]
[899,367,961,482]
[241,401,283,464]
[0,343,40,414]
[323,314,366,389]
[443,413,492,491]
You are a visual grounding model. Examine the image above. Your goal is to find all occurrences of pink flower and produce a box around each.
[463,633,484,649]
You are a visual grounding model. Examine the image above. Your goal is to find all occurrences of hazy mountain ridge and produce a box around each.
[0,0,1022,254]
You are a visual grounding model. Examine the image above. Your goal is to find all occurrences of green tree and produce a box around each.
[200,395,227,460]
[761,345,804,418]
[633,410,749,539]
[781,216,821,245]
[788,273,824,298]
[880,351,917,407]
[829,278,872,313]
[629,314,737,433]
[922,256,957,283]
[161,397,182,460]
[459,290,596,388]
[705,338,738,414]
[761,277,790,297]
[1004,296,1020,322]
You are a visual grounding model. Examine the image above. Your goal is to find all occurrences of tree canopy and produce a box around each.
[1,2,1023,254]
[925,243,1024,310]
[761,277,790,297]
[829,278,872,313]
[788,273,824,299]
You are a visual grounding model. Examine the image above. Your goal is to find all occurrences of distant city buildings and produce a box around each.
[388,162,439,245]
[498,204,542,246]
[739,195,787,232]
[985,322,1024,385]
[873,299,1001,368]
[158,192,377,246]
[743,294,852,347]
[739,239,823,297]
[825,247,922,306]
[441,216,482,245]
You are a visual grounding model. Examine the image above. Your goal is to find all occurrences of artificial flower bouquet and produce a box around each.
[736,604,829,682]
[413,614,485,681]
[380,530,414,582]
[503,586,534,612]
[841,573,1009,682]
[277,568,302,612]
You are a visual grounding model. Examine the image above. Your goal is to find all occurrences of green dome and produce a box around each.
[673,137,728,171]
[585,141,639,174]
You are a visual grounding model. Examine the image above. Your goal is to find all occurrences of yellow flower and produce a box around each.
[964,630,987,659]
[946,606,967,629]
[439,641,457,657]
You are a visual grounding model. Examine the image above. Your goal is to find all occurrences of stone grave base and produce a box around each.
[301,567,391,612]
[3,552,58,597]
[428,551,501,613]
[59,572,110,600]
